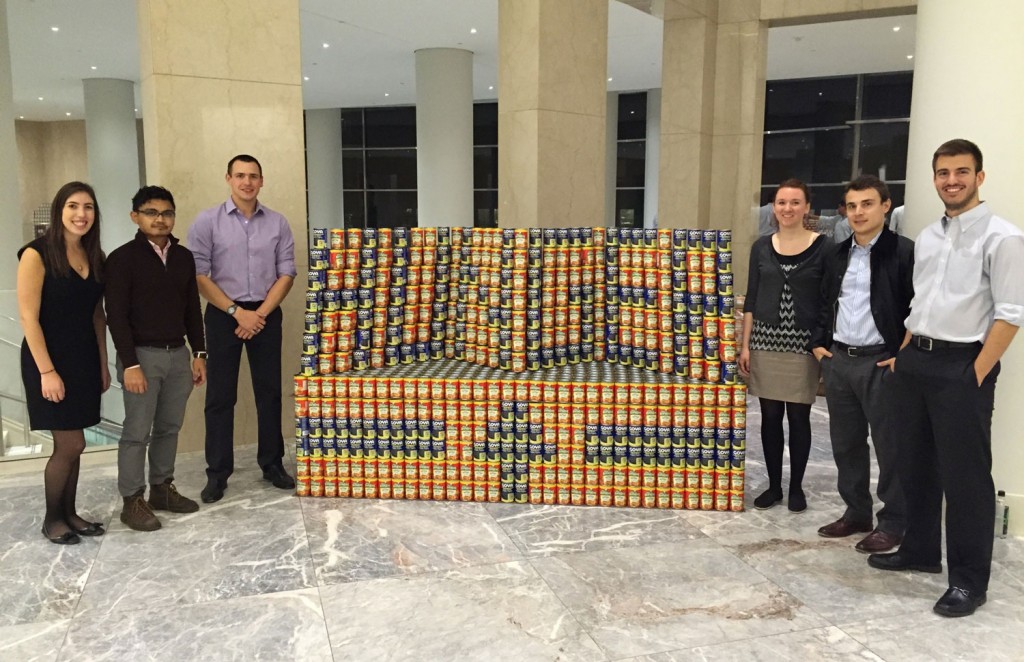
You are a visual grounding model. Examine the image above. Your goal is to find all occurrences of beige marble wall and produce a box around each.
[760,0,916,21]
[15,120,89,241]
[498,0,608,228]
[138,0,307,455]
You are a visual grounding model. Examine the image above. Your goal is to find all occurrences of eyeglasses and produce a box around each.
[136,209,176,220]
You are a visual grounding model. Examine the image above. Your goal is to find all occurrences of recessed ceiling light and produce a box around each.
[384,93,390,97]
[488,85,494,90]
[50,26,59,32]
[607,77,613,82]
[630,111,635,115]
[892,26,901,32]
[19,115,24,119]
[818,92,823,96]
[91,66,97,70]
[303,76,310,81]
[65,112,71,117]
[322,42,330,48]
[134,108,138,112]
[907,54,914,59]
[37,96,44,101]
[470,28,477,34]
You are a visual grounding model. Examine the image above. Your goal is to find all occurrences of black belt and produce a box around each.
[834,341,888,358]
[911,335,981,352]
[139,343,185,350]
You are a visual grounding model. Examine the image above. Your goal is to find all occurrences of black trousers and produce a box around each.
[822,348,905,534]
[204,303,285,482]
[891,343,998,593]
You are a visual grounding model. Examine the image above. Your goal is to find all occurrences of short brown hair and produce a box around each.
[845,175,890,204]
[774,178,811,204]
[932,139,983,173]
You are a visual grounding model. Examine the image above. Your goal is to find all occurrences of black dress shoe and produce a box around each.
[201,479,226,503]
[867,551,942,574]
[262,465,296,490]
[934,586,986,617]
[70,521,105,537]
[41,523,80,545]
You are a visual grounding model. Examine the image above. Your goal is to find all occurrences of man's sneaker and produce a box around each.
[120,494,161,532]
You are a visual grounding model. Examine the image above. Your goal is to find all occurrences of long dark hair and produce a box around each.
[42,181,104,281]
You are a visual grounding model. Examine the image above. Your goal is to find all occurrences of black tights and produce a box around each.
[759,398,812,495]
[43,430,88,536]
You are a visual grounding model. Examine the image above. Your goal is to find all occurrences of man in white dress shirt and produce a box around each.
[867,139,1024,618]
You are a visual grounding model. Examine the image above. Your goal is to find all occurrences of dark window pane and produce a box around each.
[615,189,644,228]
[343,191,366,228]
[366,191,417,228]
[762,129,853,186]
[474,190,498,228]
[342,149,364,190]
[364,106,417,148]
[617,92,647,140]
[365,149,417,190]
[887,183,905,211]
[764,76,857,131]
[617,141,645,188]
[858,122,909,181]
[862,72,913,120]
[341,109,363,148]
[473,102,498,146]
[474,146,498,190]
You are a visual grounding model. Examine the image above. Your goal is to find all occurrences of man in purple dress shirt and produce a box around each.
[187,154,298,503]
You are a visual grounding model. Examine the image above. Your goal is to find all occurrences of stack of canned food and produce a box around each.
[303,226,737,381]
[293,360,746,510]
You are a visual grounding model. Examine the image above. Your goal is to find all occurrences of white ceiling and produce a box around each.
[5,1,914,122]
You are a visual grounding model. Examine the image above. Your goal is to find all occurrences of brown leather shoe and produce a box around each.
[855,529,903,554]
[817,517,873,538]
[120,494,161,532]
[149,479,199,513]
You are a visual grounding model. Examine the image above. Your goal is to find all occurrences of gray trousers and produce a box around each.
[821,347,905,535]
[117,346,194,497]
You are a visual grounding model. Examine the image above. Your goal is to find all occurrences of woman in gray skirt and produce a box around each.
[739,179,830,513]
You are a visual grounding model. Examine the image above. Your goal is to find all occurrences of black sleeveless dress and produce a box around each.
[19,238,104,430]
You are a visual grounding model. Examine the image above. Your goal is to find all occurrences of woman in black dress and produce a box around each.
[17,181,111,544]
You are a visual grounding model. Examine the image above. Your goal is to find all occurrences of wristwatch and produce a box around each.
[193,351,209,359]
[226,303,238,316]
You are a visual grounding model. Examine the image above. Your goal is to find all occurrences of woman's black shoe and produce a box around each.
[753,488,784,509]
[70,521,105,537]
[41,523,81,545]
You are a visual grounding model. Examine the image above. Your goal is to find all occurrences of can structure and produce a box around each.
[296,226,746,511]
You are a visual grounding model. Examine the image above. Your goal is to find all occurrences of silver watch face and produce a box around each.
[227,305,237,315]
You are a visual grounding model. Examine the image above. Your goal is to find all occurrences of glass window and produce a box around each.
[858,122,910,182]
[364,107,417,148]
[366,191,417,228]
[342,149,364,190]
[474,102,498,146]
[615,190,644,228]
[617,141,646,189]
[343,191,366,228]
[365,149,417,190]
[341,109,364,148]
[862,72,913,120]
[617,92,647,141]
[474,190,498,228]
[762,129,853,185]
[474,146,498,190]
[764,77,857,131]
[886,184,906,211]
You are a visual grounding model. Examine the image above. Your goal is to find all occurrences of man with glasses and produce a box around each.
[188,155,297,503]
[105,186,207,531]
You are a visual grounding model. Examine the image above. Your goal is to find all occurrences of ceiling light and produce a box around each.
[384,93,389,97]
[607,77,613,82]
[630,111,635,115]
[470,28,477,34]
[322,42,330,48]
[19,115,24,119]
[488,85,494,90]
[90,65,97,70]
[134,108,138,112]
[303,76,310,81]
[892,26,901,32]
[37,96,44,101]
[907,54,914,59]
[50,26,59,32]
[65,112,71,117]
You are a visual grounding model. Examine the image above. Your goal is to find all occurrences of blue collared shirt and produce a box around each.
[834,230,885,346]
[187,198,297,302]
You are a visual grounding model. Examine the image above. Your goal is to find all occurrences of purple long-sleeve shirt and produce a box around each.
[187,198,297,302]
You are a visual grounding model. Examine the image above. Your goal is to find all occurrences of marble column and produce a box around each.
[498,0,608,228]
[415,48,473,228]
[138,0,307,454]
[0,0,20,289]
[644,88,661,229]
[902,0,1024,532]
[304,108,344,237]
[83,78,141,253]
[605,92,618,228]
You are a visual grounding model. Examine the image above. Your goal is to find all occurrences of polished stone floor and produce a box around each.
[2,397,1022,661]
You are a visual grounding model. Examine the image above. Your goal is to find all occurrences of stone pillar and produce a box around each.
[138,0,307,454]
[605,92,618,228]
[83,78,141,253]
[415,48,474,228]
[902,0,1024,532]
[304,108,344,237]
[0,0,20,289]
[498,0,608,228]
[644,88,661,229]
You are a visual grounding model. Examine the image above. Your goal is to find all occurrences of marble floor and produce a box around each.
[2,397,1022,661]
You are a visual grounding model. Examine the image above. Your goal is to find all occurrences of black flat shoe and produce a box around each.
[70,521,105,537]
[41,523,81,545]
